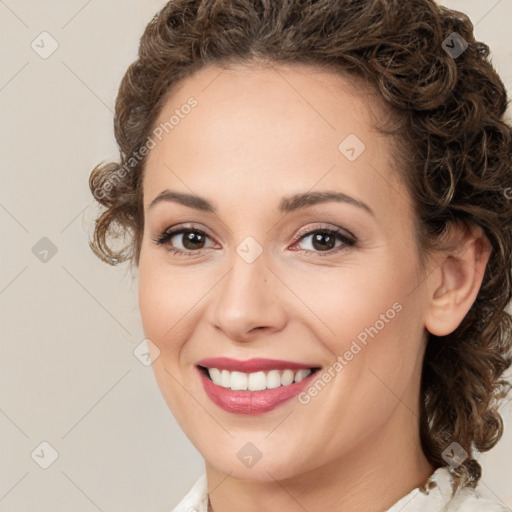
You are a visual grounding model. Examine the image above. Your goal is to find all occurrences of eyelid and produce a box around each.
[293,222,355,242]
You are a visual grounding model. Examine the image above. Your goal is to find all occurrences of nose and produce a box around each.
[210,251,288,343]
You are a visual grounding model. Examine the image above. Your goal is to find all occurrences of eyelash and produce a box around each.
[151,223,356,258]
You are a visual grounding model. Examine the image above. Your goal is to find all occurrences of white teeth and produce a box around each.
[220,369,230,388]
[208,368,221,384]
[205,367,313,391]
[294,369,311,383]
[281,369,295,386]
[248,371,267,391]
[266,370,282,389]
[230,371,248,390]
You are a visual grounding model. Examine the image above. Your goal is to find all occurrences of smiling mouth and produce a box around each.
[197,365,321,392]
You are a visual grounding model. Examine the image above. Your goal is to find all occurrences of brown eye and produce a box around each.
[309,232,337,251]
[292,228,356,257]
[178,230,207,250]
[152,226,215,255]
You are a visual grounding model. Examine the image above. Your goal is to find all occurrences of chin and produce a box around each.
[201,438,314,482]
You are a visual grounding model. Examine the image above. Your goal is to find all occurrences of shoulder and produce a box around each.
[170,473,209,512]
[387,466,510,512]
[447,485,510,511]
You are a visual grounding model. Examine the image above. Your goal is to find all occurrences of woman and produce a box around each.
[89,0,512,510]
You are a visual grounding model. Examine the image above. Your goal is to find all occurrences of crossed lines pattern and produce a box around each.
[0,0,511,510]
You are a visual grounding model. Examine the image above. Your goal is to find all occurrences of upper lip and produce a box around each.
[196,357,320,373]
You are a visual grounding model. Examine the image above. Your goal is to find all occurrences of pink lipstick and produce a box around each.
[196,357,321,414]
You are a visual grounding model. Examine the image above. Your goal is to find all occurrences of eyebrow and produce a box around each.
[148,189,374,216]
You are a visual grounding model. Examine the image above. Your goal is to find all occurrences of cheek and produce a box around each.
[290,257,411,339]
[138,252,181,351]
[137,256,200,425]
[137,252,207,370]
[138,263,166,340]
[296,254,423,385]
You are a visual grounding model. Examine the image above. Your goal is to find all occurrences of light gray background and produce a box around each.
[1,0,511,510]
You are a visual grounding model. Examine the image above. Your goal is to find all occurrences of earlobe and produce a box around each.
[424,223,492,337]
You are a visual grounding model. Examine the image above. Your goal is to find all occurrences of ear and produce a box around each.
[423,222,492,337]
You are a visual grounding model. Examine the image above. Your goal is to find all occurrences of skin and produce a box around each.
[137,61,491,512]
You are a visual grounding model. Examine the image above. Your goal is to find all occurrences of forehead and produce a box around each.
[142,62,410,221]
[150,62,387,148]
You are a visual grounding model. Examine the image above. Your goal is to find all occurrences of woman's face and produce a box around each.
[138,62,432,481]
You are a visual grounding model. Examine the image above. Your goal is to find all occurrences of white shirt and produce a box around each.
[171,466,510,511]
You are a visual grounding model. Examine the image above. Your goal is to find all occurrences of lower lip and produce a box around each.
[197,367,318,415]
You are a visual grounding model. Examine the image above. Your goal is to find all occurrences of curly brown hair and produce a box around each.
[89,0,512,489]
